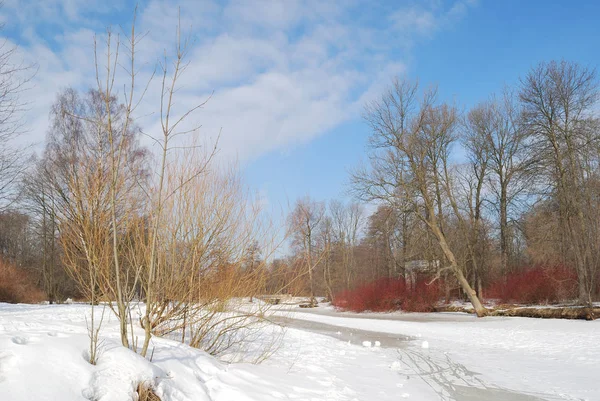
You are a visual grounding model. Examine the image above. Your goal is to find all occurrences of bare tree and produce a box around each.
[330,200,364,289]
[21,158,62,303]
[43,87,148,348]
[466,90,530,273]
[520,60,600,305]
[288,196,325,304]
[460,104,492,296]
[353,78,487,316]
[136,15,216,357]
[0,31,35,210]
[318,215,335,301]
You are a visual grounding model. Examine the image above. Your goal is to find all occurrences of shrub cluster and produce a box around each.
[485,265,578,304]
[0,259,45,304]
[332,277,441,312]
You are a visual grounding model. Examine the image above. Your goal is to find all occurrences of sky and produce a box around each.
[2,0,600,215]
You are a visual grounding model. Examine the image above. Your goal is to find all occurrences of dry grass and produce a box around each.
[0,259,45,303]
[136,382,160,401]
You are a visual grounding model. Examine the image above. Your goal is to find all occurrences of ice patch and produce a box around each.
[362,341,372,348]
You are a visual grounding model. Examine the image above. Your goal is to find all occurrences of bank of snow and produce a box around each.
[0,303,436,401]
[3,302,599,400]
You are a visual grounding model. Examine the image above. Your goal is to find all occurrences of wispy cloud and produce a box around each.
[1,0,476,161]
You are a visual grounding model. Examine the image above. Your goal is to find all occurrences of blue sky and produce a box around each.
[2,0,600,215]
[247,1,600,212]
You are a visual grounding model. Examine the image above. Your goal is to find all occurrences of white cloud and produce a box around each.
[1,0,476,160]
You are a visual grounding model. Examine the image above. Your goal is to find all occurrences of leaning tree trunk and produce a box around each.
[430,222,487,317]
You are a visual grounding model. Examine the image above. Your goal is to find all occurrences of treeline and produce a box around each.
[1,17,599,323]
[276,60,600,314]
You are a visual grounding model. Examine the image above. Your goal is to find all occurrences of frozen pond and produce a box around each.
[275,306,589,401]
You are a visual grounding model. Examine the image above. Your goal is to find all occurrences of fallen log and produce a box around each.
[434,304,598,320]
[490,307,598,320]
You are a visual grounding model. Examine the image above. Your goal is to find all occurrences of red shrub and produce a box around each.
[0,259,45,304]
[333,277,442,313]
[485,265,578,304]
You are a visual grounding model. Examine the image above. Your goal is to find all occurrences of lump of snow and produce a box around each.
[64,298,73,304]
[11,336,28,345]
[390,361,402,371]
[362,341,372,348]
[374,341,381,347]
[421,341,429,349]
[339,350,346,356]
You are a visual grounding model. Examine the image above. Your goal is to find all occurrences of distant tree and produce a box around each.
[288,196,325,303]
[466,90,530,274]
[329,200,364,289]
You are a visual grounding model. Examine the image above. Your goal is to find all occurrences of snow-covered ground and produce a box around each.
[277,305,600,401]
[0,302,597,401]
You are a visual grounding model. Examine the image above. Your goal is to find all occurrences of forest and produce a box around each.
[2,55,600,323]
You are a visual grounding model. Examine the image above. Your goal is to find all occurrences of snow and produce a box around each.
[278,307,600,400]
[1,302,599,400]
[0,302,432,401]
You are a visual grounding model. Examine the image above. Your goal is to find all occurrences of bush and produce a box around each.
[332,277,442,313]
[0,259,45,303]
[485,265,578,304]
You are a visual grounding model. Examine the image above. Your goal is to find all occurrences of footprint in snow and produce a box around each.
[47,331,68,338]
[0,350,17,377]
[11,336,29,345]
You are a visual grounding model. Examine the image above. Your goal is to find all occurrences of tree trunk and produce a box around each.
[430,220,487,317]
[499,184,509,273]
